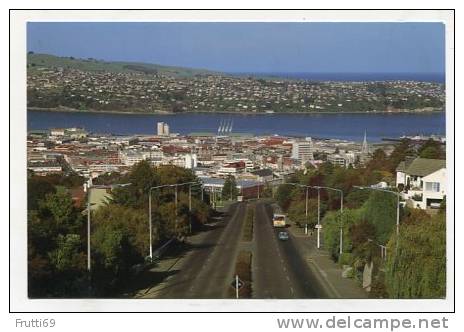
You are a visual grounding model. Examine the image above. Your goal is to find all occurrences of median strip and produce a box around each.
[242,204,255,242]
[229,250,252,298]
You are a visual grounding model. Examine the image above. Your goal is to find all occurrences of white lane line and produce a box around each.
[286,275,290,281]
[290,287,294,294]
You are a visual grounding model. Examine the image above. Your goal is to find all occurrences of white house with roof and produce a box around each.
[396,157,446,210]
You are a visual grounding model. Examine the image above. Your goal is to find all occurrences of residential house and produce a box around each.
[396,157,446,210]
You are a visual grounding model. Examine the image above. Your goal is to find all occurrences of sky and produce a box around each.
[27,22,445,74]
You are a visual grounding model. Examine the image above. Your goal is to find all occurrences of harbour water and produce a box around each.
[27,110,446,142]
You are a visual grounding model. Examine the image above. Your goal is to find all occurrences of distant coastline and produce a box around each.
[27,106,445,116]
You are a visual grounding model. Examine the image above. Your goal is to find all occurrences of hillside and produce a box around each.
[27,53,220,77]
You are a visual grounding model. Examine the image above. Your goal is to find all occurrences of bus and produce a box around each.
[272,214,287,228]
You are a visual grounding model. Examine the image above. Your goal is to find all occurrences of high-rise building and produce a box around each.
[157,122,170,136]
[291,138,314,161]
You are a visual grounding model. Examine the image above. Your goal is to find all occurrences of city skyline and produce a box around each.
[27,22,445,74]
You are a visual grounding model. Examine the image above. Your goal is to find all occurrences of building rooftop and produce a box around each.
[397,157,446,176]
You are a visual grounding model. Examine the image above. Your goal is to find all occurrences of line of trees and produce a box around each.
[28,161,212,297]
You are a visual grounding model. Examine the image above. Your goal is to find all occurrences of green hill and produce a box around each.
[27,52,221,77]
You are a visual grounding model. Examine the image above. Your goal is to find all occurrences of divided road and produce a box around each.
[145,202,247,299]
[137,200,331,299]
[253,202,329,299]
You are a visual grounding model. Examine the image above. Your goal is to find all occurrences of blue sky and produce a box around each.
[27,22,445,74]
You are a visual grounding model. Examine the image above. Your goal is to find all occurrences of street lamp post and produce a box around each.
[354,185,401,254]
[187,182,203,234]
[314,186,344,254]
[285,182,313,234]
[305,187,309,234]
[87,193,91,271]
[148,181,200,260]
[149,184,175,261]
[317,187,321,248]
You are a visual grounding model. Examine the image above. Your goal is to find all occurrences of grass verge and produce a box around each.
[242,205,254,242]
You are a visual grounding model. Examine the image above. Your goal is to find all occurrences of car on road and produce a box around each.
[278,231,289,241]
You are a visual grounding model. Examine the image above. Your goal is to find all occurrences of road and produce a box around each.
[253,202,329,298]
[141,202,247,299]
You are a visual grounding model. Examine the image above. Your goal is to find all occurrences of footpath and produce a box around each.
[288,225,368,299]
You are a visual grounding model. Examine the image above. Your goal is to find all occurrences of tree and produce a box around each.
[111,160,159,208]
[349,218,378,263]
[387,139,415,172]
[287,198,323,228]
[384,212,445,298]
[222,175,239,200]
[28,176,56,210]
[91,205,148,295]
[92,204,151,259]
[344,189,370,209]
[275,184,295,211]
[38,189,84,235]
[418,139,445,159]
[362,191,398,244]
[323,209,362,261]
[48,234,85,272]
[28,188,87,298]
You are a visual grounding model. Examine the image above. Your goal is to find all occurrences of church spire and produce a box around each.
[362,130,369,155]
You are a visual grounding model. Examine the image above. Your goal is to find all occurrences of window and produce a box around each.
[425,182,440,192]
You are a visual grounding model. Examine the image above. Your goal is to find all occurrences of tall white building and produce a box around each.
[291,139,314,162]
[157,122,170,136]
[184,153,198,169]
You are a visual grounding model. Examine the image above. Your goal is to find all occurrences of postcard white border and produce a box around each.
[9,9,455,312]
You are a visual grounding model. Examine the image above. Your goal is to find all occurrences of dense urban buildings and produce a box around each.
[27,122,446,210]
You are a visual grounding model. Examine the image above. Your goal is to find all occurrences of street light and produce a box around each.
[285,183,313,234]
[148,184,176,261]
[313,186,344,254]
[86,182,131,272]
[187,182,203,234]
[353,185,400,254]
[148,181,201,260]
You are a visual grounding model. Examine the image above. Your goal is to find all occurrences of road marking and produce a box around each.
[286,275,290,281]
[290,287,294,294]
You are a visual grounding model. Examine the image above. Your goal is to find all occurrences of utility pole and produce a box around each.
[305,187,309,235]
[87,190,91,271]
[339,191,344,255]
[396,190,400,254]
[174,185,178,234]
[317,187,321,249]
[148,188,153,260]
[189,185,192,234]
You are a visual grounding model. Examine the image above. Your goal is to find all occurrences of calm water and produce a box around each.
[27,111,446,142]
